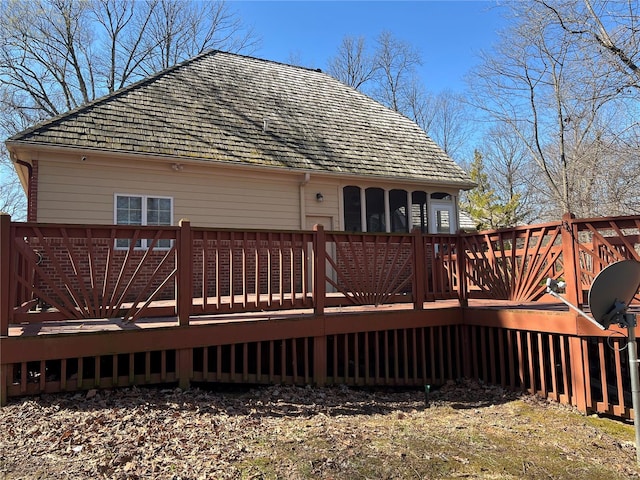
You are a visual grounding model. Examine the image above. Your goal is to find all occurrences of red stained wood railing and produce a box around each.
[323,231,415,307]
[7,214,640,324]
[459,221,565,302]
[8,223,178,324]
[191,228,315,314]
[569,215,640,305]
[423,234,460,301]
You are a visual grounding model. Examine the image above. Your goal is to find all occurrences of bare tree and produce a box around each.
[418,90,473,160]
[327,36,377,90]
[0,0,258,219]
[481,125,540,223]
[372,31,422,112]
[469,2,640,219]
[537,0,640,90]
[91,0,155,93]
[327,32,473,161]
[141,0,258,74]
[0,144,26,219]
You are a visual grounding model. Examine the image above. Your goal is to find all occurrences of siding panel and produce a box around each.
[37,159,302,229]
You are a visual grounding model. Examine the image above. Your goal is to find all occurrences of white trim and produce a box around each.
[384,189,391,233]
[359,188,367,232]
[406,190,413,231]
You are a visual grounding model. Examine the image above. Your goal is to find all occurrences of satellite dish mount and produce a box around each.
[546,260,640,463]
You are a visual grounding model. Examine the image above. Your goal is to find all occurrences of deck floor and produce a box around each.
[6,299,573,337]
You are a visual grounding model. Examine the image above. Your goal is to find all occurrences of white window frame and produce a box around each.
[114,194,174,250]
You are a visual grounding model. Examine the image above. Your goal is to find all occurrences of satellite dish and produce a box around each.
[588,260,640,328]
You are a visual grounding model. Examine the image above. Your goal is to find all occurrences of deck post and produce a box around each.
[0,213,10,337]
[177,348,192,390]
[456,233,468,308]
[177,219,193,327]
[313,224,326,316]
[560,213,581,308]
[560,213,589,412]
[412,229,425,310]
[0,365,7,406]
[569,336,588,413]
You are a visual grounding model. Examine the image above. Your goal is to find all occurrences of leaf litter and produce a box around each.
[1,379,639,479]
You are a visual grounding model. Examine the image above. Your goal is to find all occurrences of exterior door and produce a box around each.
[430,203,456,234]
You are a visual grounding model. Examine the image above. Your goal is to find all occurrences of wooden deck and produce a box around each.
[4,213,640,420]
[7,299,458,336]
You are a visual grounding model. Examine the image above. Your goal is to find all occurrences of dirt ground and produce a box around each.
[1,379,639,479]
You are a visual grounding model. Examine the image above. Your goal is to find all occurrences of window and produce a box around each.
[430,204,455,234]
[343,186,362,232]
[431,192,452,201]
[390,189,408,233]
[411,191,428,233]
[115,194,173,249]
[366,187,385,232]
[342,186,454,233]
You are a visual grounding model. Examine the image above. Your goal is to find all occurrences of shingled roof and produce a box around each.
[7,50,473,187]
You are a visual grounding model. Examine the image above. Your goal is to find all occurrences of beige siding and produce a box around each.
[37,156,302,228]
[33,151,461,231]
[303,182,340,230]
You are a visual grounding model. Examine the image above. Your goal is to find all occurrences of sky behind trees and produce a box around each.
[232,1,505,94]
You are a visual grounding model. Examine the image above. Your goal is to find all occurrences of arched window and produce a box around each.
[430,192,455,234]
[431,192,452,200]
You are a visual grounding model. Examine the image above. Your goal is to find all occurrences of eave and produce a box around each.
[6,140,477,191]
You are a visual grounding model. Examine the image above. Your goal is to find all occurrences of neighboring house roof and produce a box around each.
[458,210,479,232]
[7,50,473,188]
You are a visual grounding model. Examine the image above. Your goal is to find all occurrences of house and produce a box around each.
[6,50,473,233]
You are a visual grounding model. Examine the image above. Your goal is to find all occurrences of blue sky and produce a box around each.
[231,1,505,94]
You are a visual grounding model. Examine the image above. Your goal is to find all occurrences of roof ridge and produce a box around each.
[213,49,325,74]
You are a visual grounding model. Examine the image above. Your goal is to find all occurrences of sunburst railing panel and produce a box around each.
[324,232,414,307]
[572,216,640,304]
[460,222,564,302]
[9,224,178,323]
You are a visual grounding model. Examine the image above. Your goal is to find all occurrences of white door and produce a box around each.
[429,203,456,234]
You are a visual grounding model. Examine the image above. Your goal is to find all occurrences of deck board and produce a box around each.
[6,299,571,337]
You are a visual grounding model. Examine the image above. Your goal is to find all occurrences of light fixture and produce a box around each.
[316,192,324,202]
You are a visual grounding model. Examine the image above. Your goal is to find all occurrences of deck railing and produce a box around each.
[0,217,469,332]
[7,212,640,330]
[458,220,564,302]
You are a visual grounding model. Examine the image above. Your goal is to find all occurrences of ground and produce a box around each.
[1,379,639,479]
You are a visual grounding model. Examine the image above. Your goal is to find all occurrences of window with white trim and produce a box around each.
[115,194,173,249]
